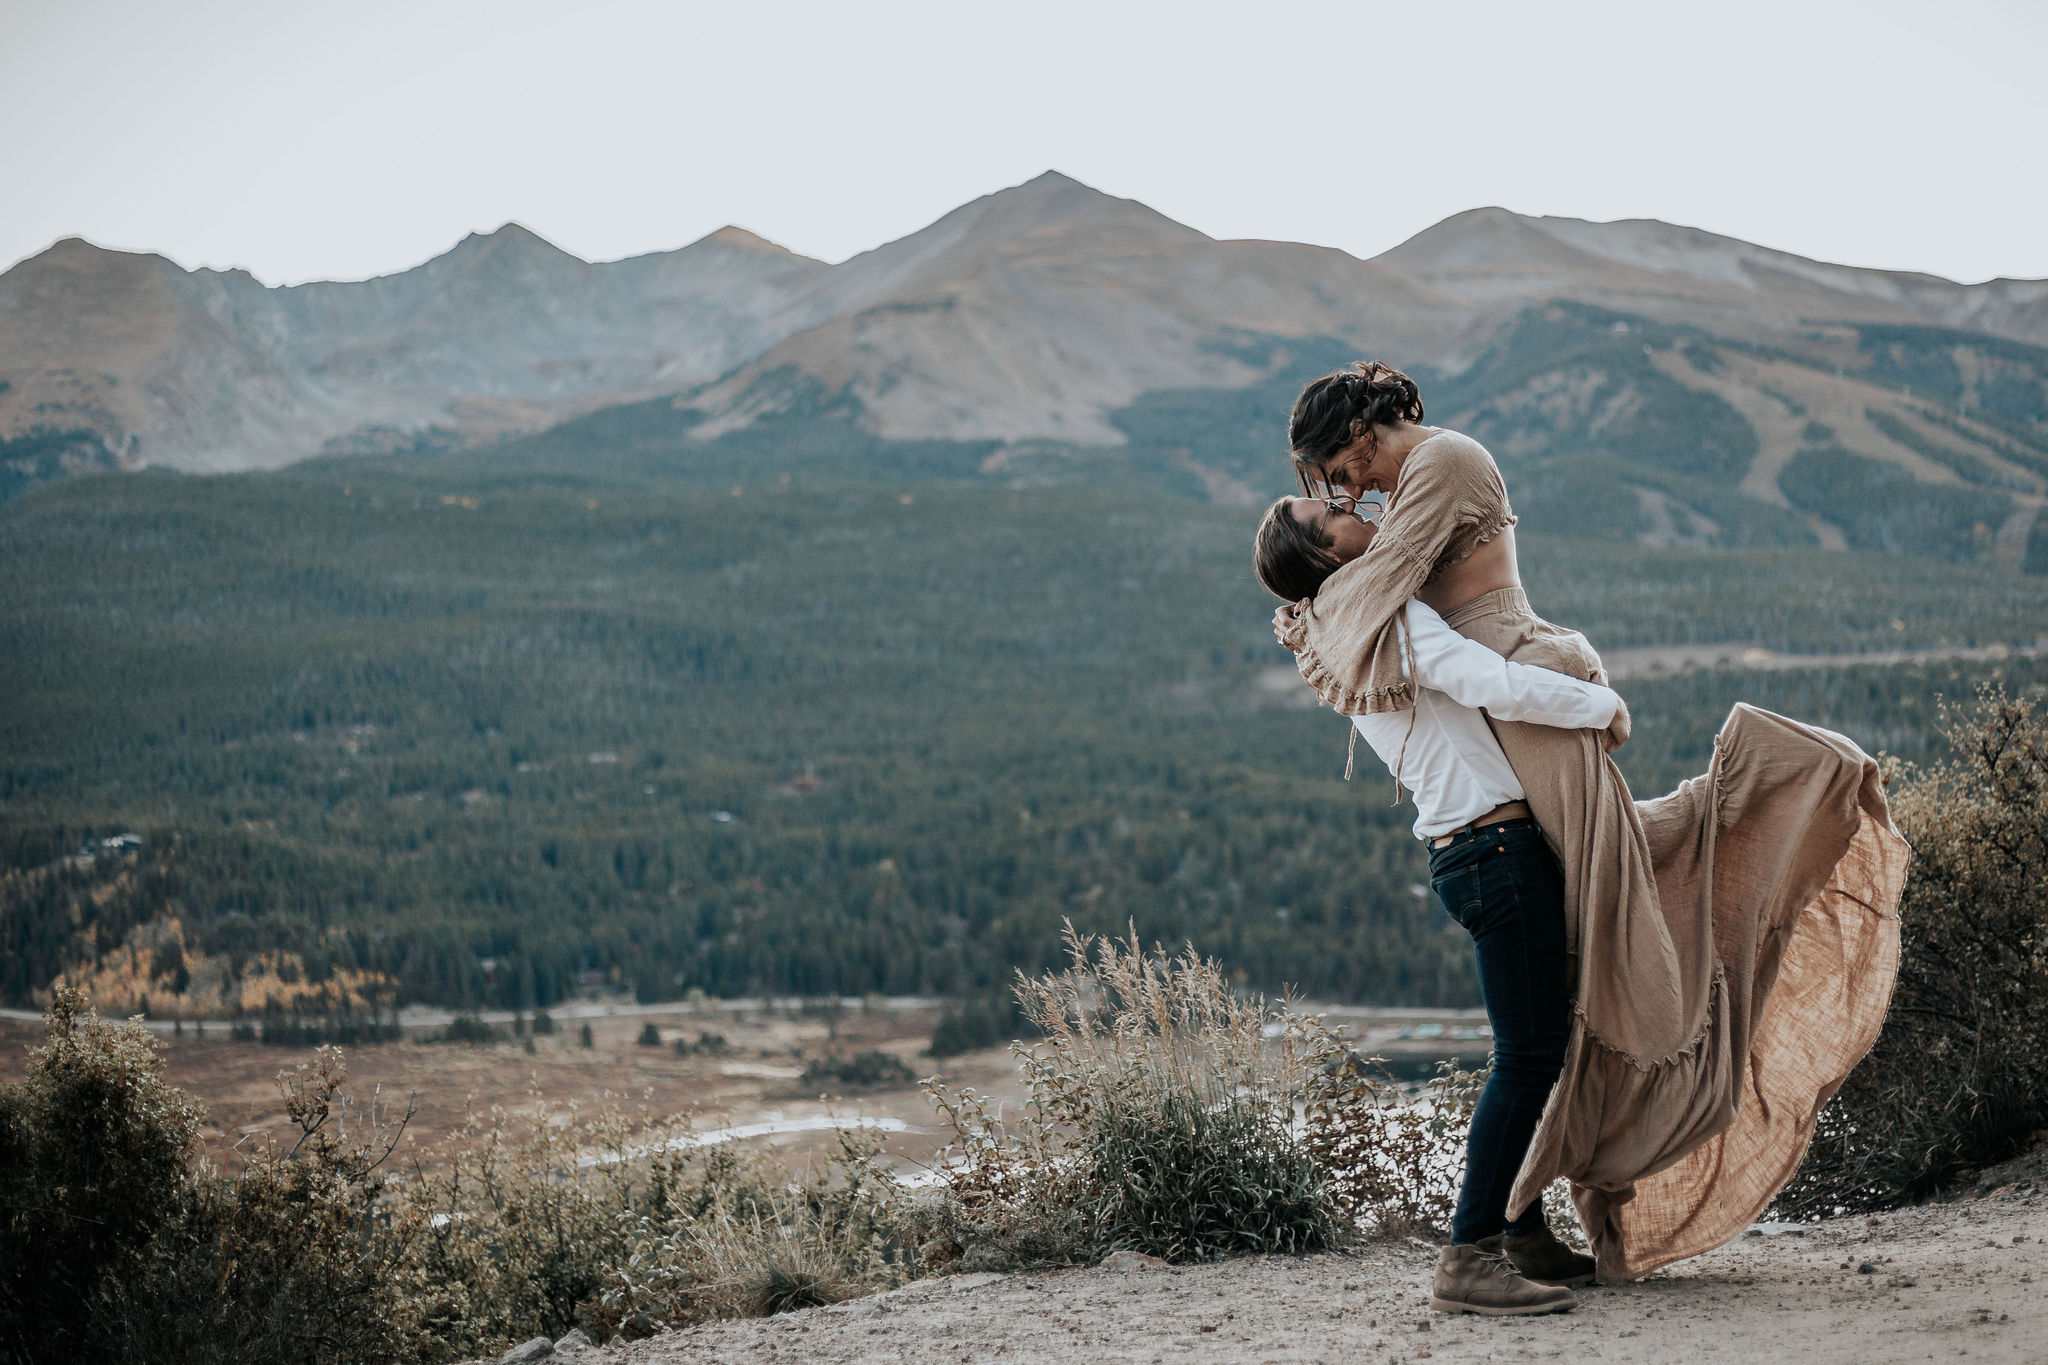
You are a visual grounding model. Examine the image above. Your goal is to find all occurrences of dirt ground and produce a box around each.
[575,1145,2048,1365]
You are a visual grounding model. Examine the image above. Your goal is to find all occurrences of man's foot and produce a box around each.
[1430,1243,1577,1316]
[1487,1227,1598,1287]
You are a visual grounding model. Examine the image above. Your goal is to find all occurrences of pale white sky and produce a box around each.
[3,0,2043,285]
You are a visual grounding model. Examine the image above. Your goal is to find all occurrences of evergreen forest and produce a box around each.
[3,411,2044,1016]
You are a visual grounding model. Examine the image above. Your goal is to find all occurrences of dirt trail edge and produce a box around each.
[583,1177,2046,1365]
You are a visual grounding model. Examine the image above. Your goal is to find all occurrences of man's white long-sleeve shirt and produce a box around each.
[1351,601,1621,839]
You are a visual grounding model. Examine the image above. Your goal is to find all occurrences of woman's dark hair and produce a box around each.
[1253,496,1343,602]
[1287,360,1424,484]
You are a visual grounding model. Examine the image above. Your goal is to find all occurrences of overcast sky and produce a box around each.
[3,0,2043,286]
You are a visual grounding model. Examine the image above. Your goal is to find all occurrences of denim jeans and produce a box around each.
[1427,817,1571,1245]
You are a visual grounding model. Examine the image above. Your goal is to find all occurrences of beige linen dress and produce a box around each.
[1285,431,1908,1280]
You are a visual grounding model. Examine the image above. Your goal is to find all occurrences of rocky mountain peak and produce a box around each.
[693,225,818,261]
[438,222,584,274]
[5,236,176,287]
[26,235,111,264]
[804,169,1208,316]
[1381,207,1612,276]
[956,169,1207,249]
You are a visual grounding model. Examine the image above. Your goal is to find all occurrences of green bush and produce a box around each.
[676,1030,729,1057]
[800,1049,918,1090]
[0,994,418,1365]
[927,994,1036,1058]
[2027,515,2048,576]
[0,985,204,1363]
[88,1049,414,1364]
[637,1021,664,1047]
[441,1015,500,1044]
[1778,685,2048,1216]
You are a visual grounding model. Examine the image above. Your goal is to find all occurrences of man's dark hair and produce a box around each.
[1287,360,1425,484]
[1253,496,1343,602]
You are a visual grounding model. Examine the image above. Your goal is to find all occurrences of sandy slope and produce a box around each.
[578,1160,2047,1365]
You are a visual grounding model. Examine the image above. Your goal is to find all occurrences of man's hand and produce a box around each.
[1601,695,1632,753]
[1272,602,1303,652]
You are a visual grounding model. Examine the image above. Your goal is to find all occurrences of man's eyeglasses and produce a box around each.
[1304,488,1385,527]
[1295,468,1386,521]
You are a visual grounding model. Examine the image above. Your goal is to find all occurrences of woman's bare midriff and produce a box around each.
[1414,525,1522,616]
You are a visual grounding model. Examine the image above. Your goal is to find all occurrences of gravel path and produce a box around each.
[560,1174,2046,1365]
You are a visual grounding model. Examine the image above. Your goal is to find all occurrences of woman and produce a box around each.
[1272,363,1909,1286]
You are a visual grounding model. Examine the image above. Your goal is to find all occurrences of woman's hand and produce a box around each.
[1273,603,1303,652]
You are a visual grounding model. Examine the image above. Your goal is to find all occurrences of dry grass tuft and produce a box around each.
[1302,1055,1488,1240]
[908,925,1354,1269]
[593,1128,902,1336]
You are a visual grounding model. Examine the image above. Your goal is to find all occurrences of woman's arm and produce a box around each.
[1288,432,1513,716]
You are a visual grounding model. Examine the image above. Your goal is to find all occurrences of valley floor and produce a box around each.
[579,1156,2048,1365]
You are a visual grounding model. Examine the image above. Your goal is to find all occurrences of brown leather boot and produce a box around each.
[1486,1227,1597,1287]
[1430,1243,1577,1315]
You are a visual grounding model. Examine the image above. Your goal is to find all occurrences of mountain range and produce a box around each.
[5,171,2046,568]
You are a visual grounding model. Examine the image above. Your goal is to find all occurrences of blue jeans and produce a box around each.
[1428,817,1571,1245]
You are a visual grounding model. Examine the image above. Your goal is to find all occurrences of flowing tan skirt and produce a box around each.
[1440,588,1908,1281]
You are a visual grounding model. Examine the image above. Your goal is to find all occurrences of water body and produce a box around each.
[581,1113,918,1167]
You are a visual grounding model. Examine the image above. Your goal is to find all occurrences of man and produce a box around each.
[1255,494,1625,1315]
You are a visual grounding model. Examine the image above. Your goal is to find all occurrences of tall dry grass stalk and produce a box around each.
[596,1128,901,1335]
[403,1098,901,1349]
[907,924,1344,1267]
[393,1092,665,1355]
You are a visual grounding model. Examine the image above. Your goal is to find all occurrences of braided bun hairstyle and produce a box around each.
[1287,361,1425,480]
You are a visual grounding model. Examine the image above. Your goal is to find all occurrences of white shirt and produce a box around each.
[1351,601,1621,840]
